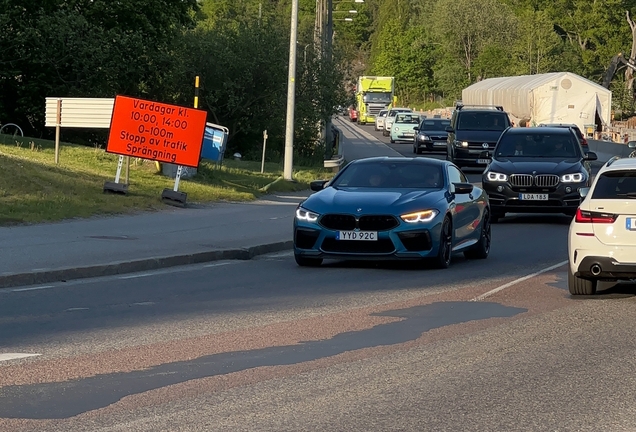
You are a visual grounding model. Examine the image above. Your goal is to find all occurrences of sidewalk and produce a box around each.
[0,120,402,289]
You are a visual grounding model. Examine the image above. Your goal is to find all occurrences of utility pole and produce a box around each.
[325,0,334,153]
[283,0,299,181]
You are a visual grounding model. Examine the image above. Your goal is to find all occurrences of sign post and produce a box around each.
[103,95,207,206]
[261,130,268,173]
[54,98,61,164]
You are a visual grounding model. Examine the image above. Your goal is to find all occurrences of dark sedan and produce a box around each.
[413,119,450,154]
[480,127,597,222]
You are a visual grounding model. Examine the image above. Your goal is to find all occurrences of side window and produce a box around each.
[448,166,467,184]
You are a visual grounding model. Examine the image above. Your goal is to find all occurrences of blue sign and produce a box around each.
[200,123,228,163]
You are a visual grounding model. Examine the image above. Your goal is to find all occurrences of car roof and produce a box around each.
[539,123,580,129]
[599,157,636,173]
[351,156,448,167]
[503,127,573,135]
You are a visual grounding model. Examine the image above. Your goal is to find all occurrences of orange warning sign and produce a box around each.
[106,95,207,168]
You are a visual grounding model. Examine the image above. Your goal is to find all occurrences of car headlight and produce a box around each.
[486,171,508,182]
[394,127,399,132]
[400,209,439,223]
[561,172,585,183]
[418,135,430,141]
[296,207,319,222]
[454,140,468,147]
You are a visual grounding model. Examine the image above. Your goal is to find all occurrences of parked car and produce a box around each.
[538,123,589,152]
[375,110,388,131]
[390,113,421,143]
[628,140,636,157]
[446,104,511,168]
[293,157,491,268]
[567,156,636,295]
[413,118,451,154]
[383,108,413,136]
[481,127,597,222]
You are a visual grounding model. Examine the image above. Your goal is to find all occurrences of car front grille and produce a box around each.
[509,174,559,187]
[397,231,432,252]
[320,238,396,254]
[467,142,496,150]
[295,228,320,249]
[320,214,399,231]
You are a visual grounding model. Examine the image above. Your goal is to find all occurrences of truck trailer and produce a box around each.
[355,76,395,125]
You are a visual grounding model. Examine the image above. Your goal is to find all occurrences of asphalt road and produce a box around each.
[2,122,636,431]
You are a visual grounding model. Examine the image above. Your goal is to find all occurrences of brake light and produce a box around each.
[575,208,617,223]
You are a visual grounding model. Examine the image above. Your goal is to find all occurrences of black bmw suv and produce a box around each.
[446,104,511,168]
[481,127,597,222]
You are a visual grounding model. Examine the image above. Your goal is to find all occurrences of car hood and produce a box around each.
[489,157,583,174]
[455,130,504,143]
[419,129,448,136]
[301,188,446,215]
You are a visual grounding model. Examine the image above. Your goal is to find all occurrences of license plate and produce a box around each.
[519,193,548,201]
[627,217,636,231]
[403,132,414,137]
[336,231,377,241]
[477,159,490,164]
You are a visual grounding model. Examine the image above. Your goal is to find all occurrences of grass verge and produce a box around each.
[0,134,332,225]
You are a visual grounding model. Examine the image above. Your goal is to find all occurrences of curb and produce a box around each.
[0,240,293,289]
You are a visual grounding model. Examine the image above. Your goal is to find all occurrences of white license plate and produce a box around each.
[403,132,414,136]
[336,231,377,241]
[477,159,490,164]
[519,193,548,201]
[627,217,636,231]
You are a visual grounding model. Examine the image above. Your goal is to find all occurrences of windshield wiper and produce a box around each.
[616,192,636,198]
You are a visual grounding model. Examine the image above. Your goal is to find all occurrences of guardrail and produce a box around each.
[324,125,344,172]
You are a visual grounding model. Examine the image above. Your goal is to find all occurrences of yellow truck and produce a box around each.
[355,76,395,125]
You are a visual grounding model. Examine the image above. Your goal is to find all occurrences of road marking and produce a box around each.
[0,353,41,362]
[65,307,89,312]
[203,262,238,268]
[119,273,154,280]
[132,302,155,306]
[11,285,54,292]
[471,260,568,302]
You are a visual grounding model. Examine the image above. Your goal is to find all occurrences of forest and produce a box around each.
[2,0,636,162]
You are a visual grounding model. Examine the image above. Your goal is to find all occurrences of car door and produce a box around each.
[448,165,478,244]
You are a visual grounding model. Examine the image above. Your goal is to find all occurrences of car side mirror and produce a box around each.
[413,126,418,131]
[445,126,454,133]
[452,182,474,195]
[310,180,328,191]
[479,150,491,159]
[628,141,636,149]
[584,151,598,161]
[579,187,590,198]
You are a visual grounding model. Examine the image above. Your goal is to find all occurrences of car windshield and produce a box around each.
[331,161,444,189]
[363,92,392,104]
[388,109,411,117]
[591,171,636,199]
[395,114,420,124]
[495,132,580,158]
[419,120,450,130]
[378,110,387,117]
[457,112,507,131]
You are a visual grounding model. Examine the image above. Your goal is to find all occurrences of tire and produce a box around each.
[433,216,453,269]
[360,121,366,125]
[464,210,491,259]
[390,139,395,143]
[567,265,597,295]
[413,145,417,154]
[294,254,323,267]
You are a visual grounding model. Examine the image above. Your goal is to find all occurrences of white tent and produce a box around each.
[461,72,612,134]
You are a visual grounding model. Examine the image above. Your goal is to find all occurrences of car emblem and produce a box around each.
[533,171,537,175]
[482,143,489,148]
[357,208,362,212]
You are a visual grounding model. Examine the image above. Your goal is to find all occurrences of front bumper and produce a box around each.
[451,146,495,167]
[391,131,416,141]
[483,180,584,214]
[294,217,443,261]
[415,138,447,151]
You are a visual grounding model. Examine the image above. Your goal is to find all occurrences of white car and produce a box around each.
[383,108,412,136]
[567,156,636,295]
[375,110,388,131]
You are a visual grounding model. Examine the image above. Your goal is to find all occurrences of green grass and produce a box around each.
[0,134,332,226]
